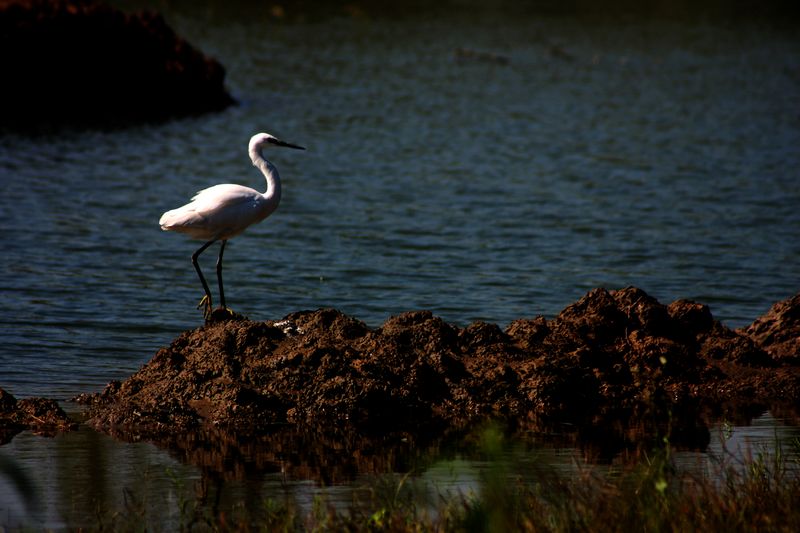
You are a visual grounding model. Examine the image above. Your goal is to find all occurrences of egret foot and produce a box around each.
[207,306,247,323]
[197,295,213,321]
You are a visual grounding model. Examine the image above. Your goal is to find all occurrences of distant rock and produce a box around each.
[0,0,234,131]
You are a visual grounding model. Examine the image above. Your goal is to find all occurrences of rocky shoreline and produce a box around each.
[3,287,799,452]
[0,388,75,444]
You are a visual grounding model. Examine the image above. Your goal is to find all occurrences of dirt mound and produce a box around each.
[0,387,77,443]
[739,293,800,363]
[81,287,800,441]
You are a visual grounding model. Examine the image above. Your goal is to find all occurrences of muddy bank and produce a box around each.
[79,287,800,443]
[738,293,800,363]
[0,0,233,131]
[0,388,76,444]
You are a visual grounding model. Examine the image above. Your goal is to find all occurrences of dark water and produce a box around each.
[1,3,799,527]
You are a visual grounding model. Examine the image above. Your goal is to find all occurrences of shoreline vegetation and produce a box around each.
[58,426,800,531]
[2,418,799,529]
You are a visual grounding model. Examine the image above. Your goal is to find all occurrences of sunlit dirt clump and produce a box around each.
[0,387,76,443]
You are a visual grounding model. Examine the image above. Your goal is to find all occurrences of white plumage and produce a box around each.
[159,183,275,241]
[160,132,305,319]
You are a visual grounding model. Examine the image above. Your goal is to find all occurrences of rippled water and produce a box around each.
[1,3,799,527]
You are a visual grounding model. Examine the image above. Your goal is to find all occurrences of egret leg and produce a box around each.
[217,240,228,309]
[192,239,217,319]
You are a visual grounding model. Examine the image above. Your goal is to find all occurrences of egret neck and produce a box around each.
[250,144,282,213]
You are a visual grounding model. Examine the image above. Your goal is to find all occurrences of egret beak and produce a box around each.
[272,138,306,150]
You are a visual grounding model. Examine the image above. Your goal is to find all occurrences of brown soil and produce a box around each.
[77,287,800,444]
[738,293,800,363]
[0,387,76,444]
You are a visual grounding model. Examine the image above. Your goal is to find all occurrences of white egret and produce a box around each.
[159,132,305,320]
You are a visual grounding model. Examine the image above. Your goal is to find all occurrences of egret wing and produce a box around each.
[160,184,265,240]
[189,184,260,211]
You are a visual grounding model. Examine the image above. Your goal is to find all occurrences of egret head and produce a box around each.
[249,132,305,153]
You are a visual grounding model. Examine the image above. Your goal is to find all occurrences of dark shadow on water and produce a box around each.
[109,423,449,485]
[96,403,788,487]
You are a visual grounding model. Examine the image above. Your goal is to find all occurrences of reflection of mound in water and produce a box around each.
[109,423,449,484]
[79,287,800,446]
[89,416,713,484]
